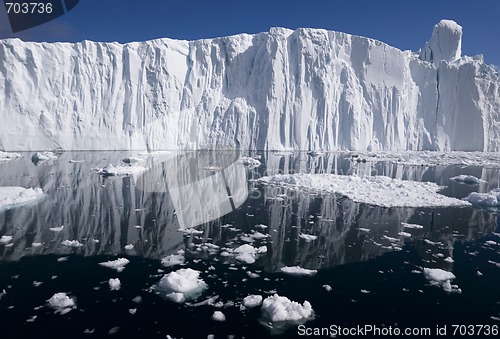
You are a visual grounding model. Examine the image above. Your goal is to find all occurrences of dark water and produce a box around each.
[0,151,499,338]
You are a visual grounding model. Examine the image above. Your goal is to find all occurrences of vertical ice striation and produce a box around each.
[0,20,498,152]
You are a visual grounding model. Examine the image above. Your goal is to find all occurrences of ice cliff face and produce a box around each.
[0,20,498,151]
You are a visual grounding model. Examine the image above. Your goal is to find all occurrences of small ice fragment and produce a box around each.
[99,258,130,272]
[109,278,121,291]
[212,311,226,321]
[279,266,317,276]
[299,234,317,242]
[323,284,332,292]
[261,294,313,322]
[31,242,42,247]
[0,235,13,244]
[61,240,83,247]
[242,295,263,308]
[124,244,134,250]
[49,225,64,232]
[128,308,137,315]
[47,293,75,314]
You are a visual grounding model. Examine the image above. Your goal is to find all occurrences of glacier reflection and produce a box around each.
[0,151,498,272]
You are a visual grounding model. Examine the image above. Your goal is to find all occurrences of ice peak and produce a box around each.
[420,19,462,64]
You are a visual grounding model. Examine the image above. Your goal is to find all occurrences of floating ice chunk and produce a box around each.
[0,235,13,244]
[61,240,83,247]
[358,228,370,232]
[47,293,75,314]
[240,157,261,168]
[212,311,226,321]
[306,150,324,157]
[423,268,461,293]
[31,152,58,163]
[444,257,455,263]
[450,175,486,184]
[68,159,84,163]
[96,164,147,177]
[109,278,121,291]
[247,271,260,279]
[0,187,44,210]
[464,188,500,207]
[31,242,42,247]
[232,244,266,264]
[243,295,263,308]
[261,294,313,322]
[128,308,137,315]
[398,232,412,238]
[99,258,130,272]
[402,223,424,229]
[0,151,21,162]
[323,285,332,292]
[49,225,64,232]
[157,268,208,302]
[251,232,269,240]
[161,253,185,267]
[258,174,469,208]
[279,266,317,277]
[124,244,134,250]
[299,234,317,242]
[177,228,203,235]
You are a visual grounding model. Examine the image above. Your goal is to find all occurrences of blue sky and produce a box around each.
[1,0,499,66]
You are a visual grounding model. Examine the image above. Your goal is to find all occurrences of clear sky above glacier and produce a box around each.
[0,0,498,66]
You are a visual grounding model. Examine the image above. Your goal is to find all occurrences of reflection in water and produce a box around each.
[0,152,498,275]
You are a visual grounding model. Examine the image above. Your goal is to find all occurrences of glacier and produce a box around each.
[0,19,498,152]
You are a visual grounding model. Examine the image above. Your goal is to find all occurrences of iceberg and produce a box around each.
[0,20,498,152]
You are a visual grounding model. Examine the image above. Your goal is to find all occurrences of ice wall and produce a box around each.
[0,20,498,151]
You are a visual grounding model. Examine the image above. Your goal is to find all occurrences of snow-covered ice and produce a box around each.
[1,21,498,152]
[61,240,83,248]
[0,235,13,244]
[279,266,317,276]
[464,188,500,207]
[47,293,76,314]
[258,174,470,208]
[261,294,313,322]
[0,187,44,210]
[450,175,486,184]
[232,244,267,264]
[211,311,226,322]
[109,278,121,290]
[95,164,147,176]
[161,252,185,267]
[402,223,424,229]
[99,258,130,272]
[157,268,208,302]
[242,295,263,308]
[423,268,461,293]
[49,225,64,232]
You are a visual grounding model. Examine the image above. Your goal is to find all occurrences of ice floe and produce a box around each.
[0,187,44,210]
[232,244,267,264]
[242,295,263,308]
[279,266,317,276]
[61,240,83,248]
[258,173,469,208]
[423,268,461,293]
[240,157,261,168]
[359,151,500,169]
[450,175,486,184]
[402,223,424,229]
[212,311,226,321]
[261,294,313,322]
[0,235,13,244]
[156,268,208,302]
[161,252,185,267]
[99,258,130,272]
[49,225,64,232]
[95,164,147,177]
[47,292,76,314]
[109,278,121,291]
[464,188,500,207]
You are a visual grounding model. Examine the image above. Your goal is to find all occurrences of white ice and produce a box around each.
[31,151,58,162]
[95,164,147,176]
[0,151,21,162]
[232,244,267,264]
[450,175,486,184]
[61,240,83,247]
[109,278,121,290]
[299,234,318,242]
[279,266,317,277]
[161,252,185,267]
[157,268,208,302]
[47,292,75,314]
[211,311,226,322]
[258,173,469,208]
[261,294,313,322]
[99,258,130,272]
[242,295,263,308]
